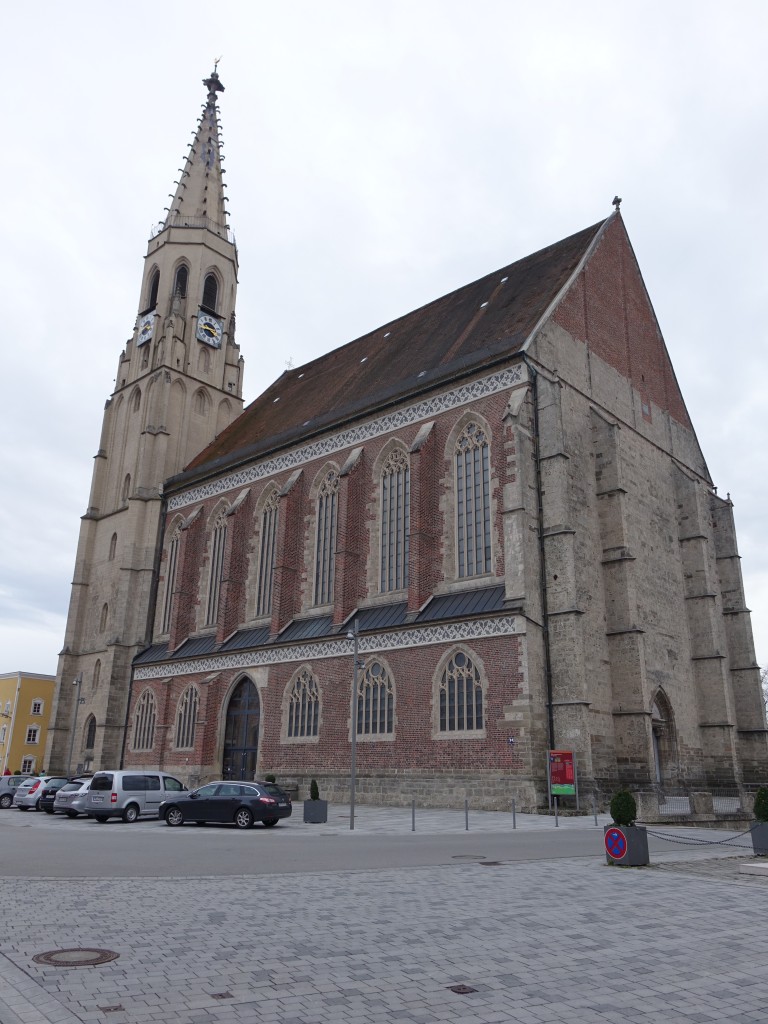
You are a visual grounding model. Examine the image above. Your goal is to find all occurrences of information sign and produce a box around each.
[548,750,576,796]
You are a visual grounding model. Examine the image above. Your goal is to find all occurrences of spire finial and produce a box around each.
[612,195,622,211]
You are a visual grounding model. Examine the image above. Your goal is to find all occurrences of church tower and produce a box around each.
[46,68,244,773]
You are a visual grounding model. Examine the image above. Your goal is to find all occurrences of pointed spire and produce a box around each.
[163,66,229,237]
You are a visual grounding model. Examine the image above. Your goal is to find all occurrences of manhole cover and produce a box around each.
[478,860,503,866]
[448,983,478,994]
[33,948,119,967]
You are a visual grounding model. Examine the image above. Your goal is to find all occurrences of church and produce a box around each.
[46,71,768,810]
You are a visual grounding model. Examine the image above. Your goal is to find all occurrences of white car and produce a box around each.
[13,776,56,811]
[53,779,92,818]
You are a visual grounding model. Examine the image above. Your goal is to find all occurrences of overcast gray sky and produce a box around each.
[2,1,766,675]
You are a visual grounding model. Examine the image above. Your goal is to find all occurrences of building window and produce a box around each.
[380,449,410,592]
[161,529,180,634]
[25,726,40,744]
[4,700,11,715]
[0,725,6,743]
[202,274,218,312]
[439,651,484,733]
[194,389,209,415]
[314,470,338,605]
[256,491,279,617]
[99,603,109,633]
[205,512,227,626]
[148,269,160,309]
[287,668,320,739]
[21,757,35,773]
[31,699,43,716]
[174,265,188,297]
[122,474,131,503]
[84,715,97,750]
[357,661,394,736]
[198,347,211,373]
[109,533,117,561]
[92,660,101,692]
[175,686,199,749]
[455,422,491,578]
[132,691,156,751]
[132,389,141,413]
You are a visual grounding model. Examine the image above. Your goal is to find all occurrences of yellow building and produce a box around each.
[0,672,55,775]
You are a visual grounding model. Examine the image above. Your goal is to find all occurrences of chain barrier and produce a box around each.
[639,822,757,851]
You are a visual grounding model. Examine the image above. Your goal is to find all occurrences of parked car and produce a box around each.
[85,770,187,823]
[39,777,79,814]
[53,779,93,818]
[0,774,32,809]
[160,780,293,829]
[14,776,58,811]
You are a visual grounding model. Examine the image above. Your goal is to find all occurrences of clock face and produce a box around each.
[197,312,223,348]
[137,312,155,346]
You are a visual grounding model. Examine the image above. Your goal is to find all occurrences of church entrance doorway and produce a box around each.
[222,678,260,780]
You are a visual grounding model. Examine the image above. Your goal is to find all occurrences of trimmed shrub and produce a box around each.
[610,790,637,826]
[264,774,276,783]
[754,787,768,823]
[309,778,320,801]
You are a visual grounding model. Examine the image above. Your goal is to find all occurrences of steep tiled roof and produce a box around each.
[177,218,607,484]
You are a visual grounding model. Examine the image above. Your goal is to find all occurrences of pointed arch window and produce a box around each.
[92,660,101,692]
[256,491,279,618]
[455,422,491,578]
[314,471,338,605]
[202,274,218,312]
[122,474,131,504]
[174,265,188,298]
[439,651,484,732]
[380,449,410,592]
[84,715,97,750]
[99,603,109,634]
[194,389,209,415]
[357,661,394,736]
[132,389,141,413]
[148,270,160,309]
[287,668,320,738]
[175,685,199,749]
[205,511,227,626]
[132,691,156,751]
[108,533,117,561]
[161,527,181,634]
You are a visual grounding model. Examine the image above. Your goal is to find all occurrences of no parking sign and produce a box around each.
[604,826,628,860]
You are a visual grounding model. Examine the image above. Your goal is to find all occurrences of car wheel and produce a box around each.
[262,818,278,828]
[66,811,79,818]
[234,807,254,830]
[0,794,13,809]
[95,815,109,823]
[44,807,54,814]
[165,806,184,827]
[34,799,41,811]
[122,804,140,824]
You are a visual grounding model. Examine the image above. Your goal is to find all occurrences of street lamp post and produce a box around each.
[347,620,360,831]
[66,673,84,774]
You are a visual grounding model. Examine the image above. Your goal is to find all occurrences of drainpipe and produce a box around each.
[523,356,556,752]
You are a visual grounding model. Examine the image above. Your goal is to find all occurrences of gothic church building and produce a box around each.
[47,72,767,809]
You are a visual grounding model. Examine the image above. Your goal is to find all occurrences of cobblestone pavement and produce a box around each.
[1,807,767,1024]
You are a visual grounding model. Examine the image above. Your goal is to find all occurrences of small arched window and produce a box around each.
[148,269,160,309]
[122,474,131,504]
[202,274,218,312]
[194,390,209,416]
[109,533,117,561]
[99,604,109,633]
[92,660,101,691]
[84,715,97,749]
[174,265,188,297]
[132,389,141,413]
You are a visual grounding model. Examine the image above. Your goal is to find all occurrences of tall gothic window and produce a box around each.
[439,651,484,732]
[175,685,199,749]
[455,422,491,578]
[287,668,320,738]
[161,528,180,634]
[122,474,131,504]
[99,603,109,633]
[202,273,218,312]
[357,661,394,736]
[314,470,338,605]
[205,512,227,626]
[132,690,156,750]
[108,533,117,561]
[174,265,188,297]
[148,269,159,309]
[92,660,101,692]
[256,491,279,617]
[84,715,97,749]
[380,449,410,592]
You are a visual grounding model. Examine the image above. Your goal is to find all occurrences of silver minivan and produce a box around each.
[85,770,187,822]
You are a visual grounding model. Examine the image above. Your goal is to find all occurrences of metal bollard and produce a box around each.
[554,796,559,827]
[592,794,598,827]
[512,797,516,830]
[411,798,416,832]
[465,797,469,831]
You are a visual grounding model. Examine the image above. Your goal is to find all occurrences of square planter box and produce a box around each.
[303,799,328,824]
[751,822,768,856]
[604,824,649,866]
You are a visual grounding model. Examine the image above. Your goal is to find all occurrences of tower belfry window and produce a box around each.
[174,266,188,298]
[148,270,160,310]
[202,274,218,313]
